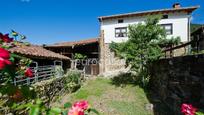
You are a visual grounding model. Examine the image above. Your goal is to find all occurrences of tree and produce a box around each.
[110,16,168,86]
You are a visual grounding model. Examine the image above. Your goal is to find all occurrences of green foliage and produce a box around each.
[87,108,100,115]
[111,16,165,67]
[13,99,99,115]
[64,70,82,92]
[156,36,181,47]
[13,99,62,115]
[196,112,204,115]
[73,78,109,99]
[191,23,203,33]
[74,53,87,60]
[110,16,164,67]
[66,78,151,115]
[110,16,180,87]
[19,58,32,66]
[0,84,36,109]
[63,102,72,108]
[55,66,64,77]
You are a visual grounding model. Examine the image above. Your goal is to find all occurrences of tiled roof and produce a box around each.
[45,38,99,47]
[98,6,199,21]
[9,45,70,60]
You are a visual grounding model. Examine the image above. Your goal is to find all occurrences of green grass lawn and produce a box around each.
[52,78,153,115]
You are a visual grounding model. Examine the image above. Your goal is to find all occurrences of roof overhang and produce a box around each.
[45,38,99,48]
[9,45,70,60]
[98,6,199,21]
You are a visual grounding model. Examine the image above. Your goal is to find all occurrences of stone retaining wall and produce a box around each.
[150,54,204,114]
[104,43,126,72]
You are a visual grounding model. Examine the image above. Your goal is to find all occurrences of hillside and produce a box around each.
[191,23,203,33]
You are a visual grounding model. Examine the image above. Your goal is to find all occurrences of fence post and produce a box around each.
[53,66,56,78]
[83,67,85,79]
[34,67,38,83]
[27,77,30,85]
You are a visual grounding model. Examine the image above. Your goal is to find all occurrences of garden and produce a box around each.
[51,77,153,115]
[0,16,203,115]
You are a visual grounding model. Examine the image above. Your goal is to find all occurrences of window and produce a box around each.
[118,19,124,23]
[115,27,127,37]
[161,24,173,35]
[162,14,168,19]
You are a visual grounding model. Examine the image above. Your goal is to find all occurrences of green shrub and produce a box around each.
[64,70,82,92]
[54,66,64,78]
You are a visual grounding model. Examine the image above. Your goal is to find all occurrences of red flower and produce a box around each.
[0,33,13,43]
[73,100,89,110]
[68,106,84,115]
[181,103,197,115]
[68,101,89,115]
[0,48,11,70]
[25,68,33,78]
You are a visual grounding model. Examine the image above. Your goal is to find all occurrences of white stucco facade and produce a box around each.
[100,12,191,43]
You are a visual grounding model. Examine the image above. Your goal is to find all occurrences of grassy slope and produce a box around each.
[191,23,203,33]
[52,78,153,115]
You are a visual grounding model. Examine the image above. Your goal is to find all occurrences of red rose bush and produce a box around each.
[24,68,33,78]
[0,47,11,69]
[181,103,198,115]
[68,100,89,115]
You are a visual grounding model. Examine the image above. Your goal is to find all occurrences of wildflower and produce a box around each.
[25,68,33,77]
[181,103,197,115]
[0,48,11,69]
[0,33,13,43]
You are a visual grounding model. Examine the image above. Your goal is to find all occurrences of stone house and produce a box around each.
[98,3,199,74]
[45,3,199,75]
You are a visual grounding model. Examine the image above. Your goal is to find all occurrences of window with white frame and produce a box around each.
[161,24,173,35]
[115,27,127,37]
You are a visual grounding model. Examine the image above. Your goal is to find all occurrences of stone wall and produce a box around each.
[150,54,204,114]
[104,43,126,73]
[99,30,127,75]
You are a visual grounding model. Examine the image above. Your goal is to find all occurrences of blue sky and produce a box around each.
[0,0,203,45]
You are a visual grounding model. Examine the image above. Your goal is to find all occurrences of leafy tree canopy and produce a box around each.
[110,16,180,86]
[110,15,166,70]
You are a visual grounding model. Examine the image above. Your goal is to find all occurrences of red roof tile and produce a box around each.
[9,45,70,60]
[45,38,99,47]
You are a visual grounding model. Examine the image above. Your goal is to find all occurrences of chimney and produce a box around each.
[173,3,181,9]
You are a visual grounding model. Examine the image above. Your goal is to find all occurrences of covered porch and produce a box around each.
[9,45,70,85]
[44,38,100,75]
